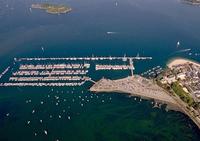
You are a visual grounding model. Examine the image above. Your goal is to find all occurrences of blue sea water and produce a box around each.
[0,0,200,140]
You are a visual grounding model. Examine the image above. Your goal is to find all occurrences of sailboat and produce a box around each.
[177,41,180,47]
[115,2,118,6]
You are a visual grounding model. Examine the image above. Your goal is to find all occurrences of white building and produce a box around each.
[177,73,186,80]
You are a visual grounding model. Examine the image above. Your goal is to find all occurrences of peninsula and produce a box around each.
[90,58,200,129]
[31,3,72,14]
[90,76,179,108]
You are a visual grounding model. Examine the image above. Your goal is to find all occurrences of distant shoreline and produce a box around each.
[182,0,200,5]
[167,58,200,68]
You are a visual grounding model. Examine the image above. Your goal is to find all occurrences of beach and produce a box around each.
[167,58,200,68]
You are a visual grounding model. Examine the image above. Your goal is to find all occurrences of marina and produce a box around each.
[12,70,88,76]
[0,55,151,87]
[1,0,200,140]
[141,66,163,78]
[19,63,90,70]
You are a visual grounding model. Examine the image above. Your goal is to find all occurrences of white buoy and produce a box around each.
[6,113,10,117]
[44,130,48,135]
[27,121,30,125]
[40,119,43,123]
[68,116,71,120]
[32,110,35,114]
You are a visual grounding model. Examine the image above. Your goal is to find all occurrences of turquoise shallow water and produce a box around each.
[0,0,200,140]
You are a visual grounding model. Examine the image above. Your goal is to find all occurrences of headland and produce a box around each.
[90,58,200,129]
[90,75,181,110]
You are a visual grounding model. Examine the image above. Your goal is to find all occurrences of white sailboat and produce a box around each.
[177,41,180,47]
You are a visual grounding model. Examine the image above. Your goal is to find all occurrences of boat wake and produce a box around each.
[106,32,118,35]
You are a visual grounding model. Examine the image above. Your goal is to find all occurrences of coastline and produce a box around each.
[182,0,200,5]
[90,73,200,129]
[167,58,200,68]
[90,76,181,111]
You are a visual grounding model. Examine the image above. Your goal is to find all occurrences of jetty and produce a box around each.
[95,65,134,70]
[16,56,152,62]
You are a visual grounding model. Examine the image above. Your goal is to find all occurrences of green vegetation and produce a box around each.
[31,3,72,14]
[171,82,195,107]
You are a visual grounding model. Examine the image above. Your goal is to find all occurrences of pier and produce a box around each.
[16,56,152,62]
[0,66,10,79]
[95,64,134,70]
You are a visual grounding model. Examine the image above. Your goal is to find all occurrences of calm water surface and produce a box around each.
[0,0,200,140]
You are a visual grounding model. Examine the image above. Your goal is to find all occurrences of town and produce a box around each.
[159,59,200,103]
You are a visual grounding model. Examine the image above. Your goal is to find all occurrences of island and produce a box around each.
[90,58,200,129]
[31,3,72,14]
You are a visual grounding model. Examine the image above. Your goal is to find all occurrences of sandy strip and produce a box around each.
[167,58,200,68]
